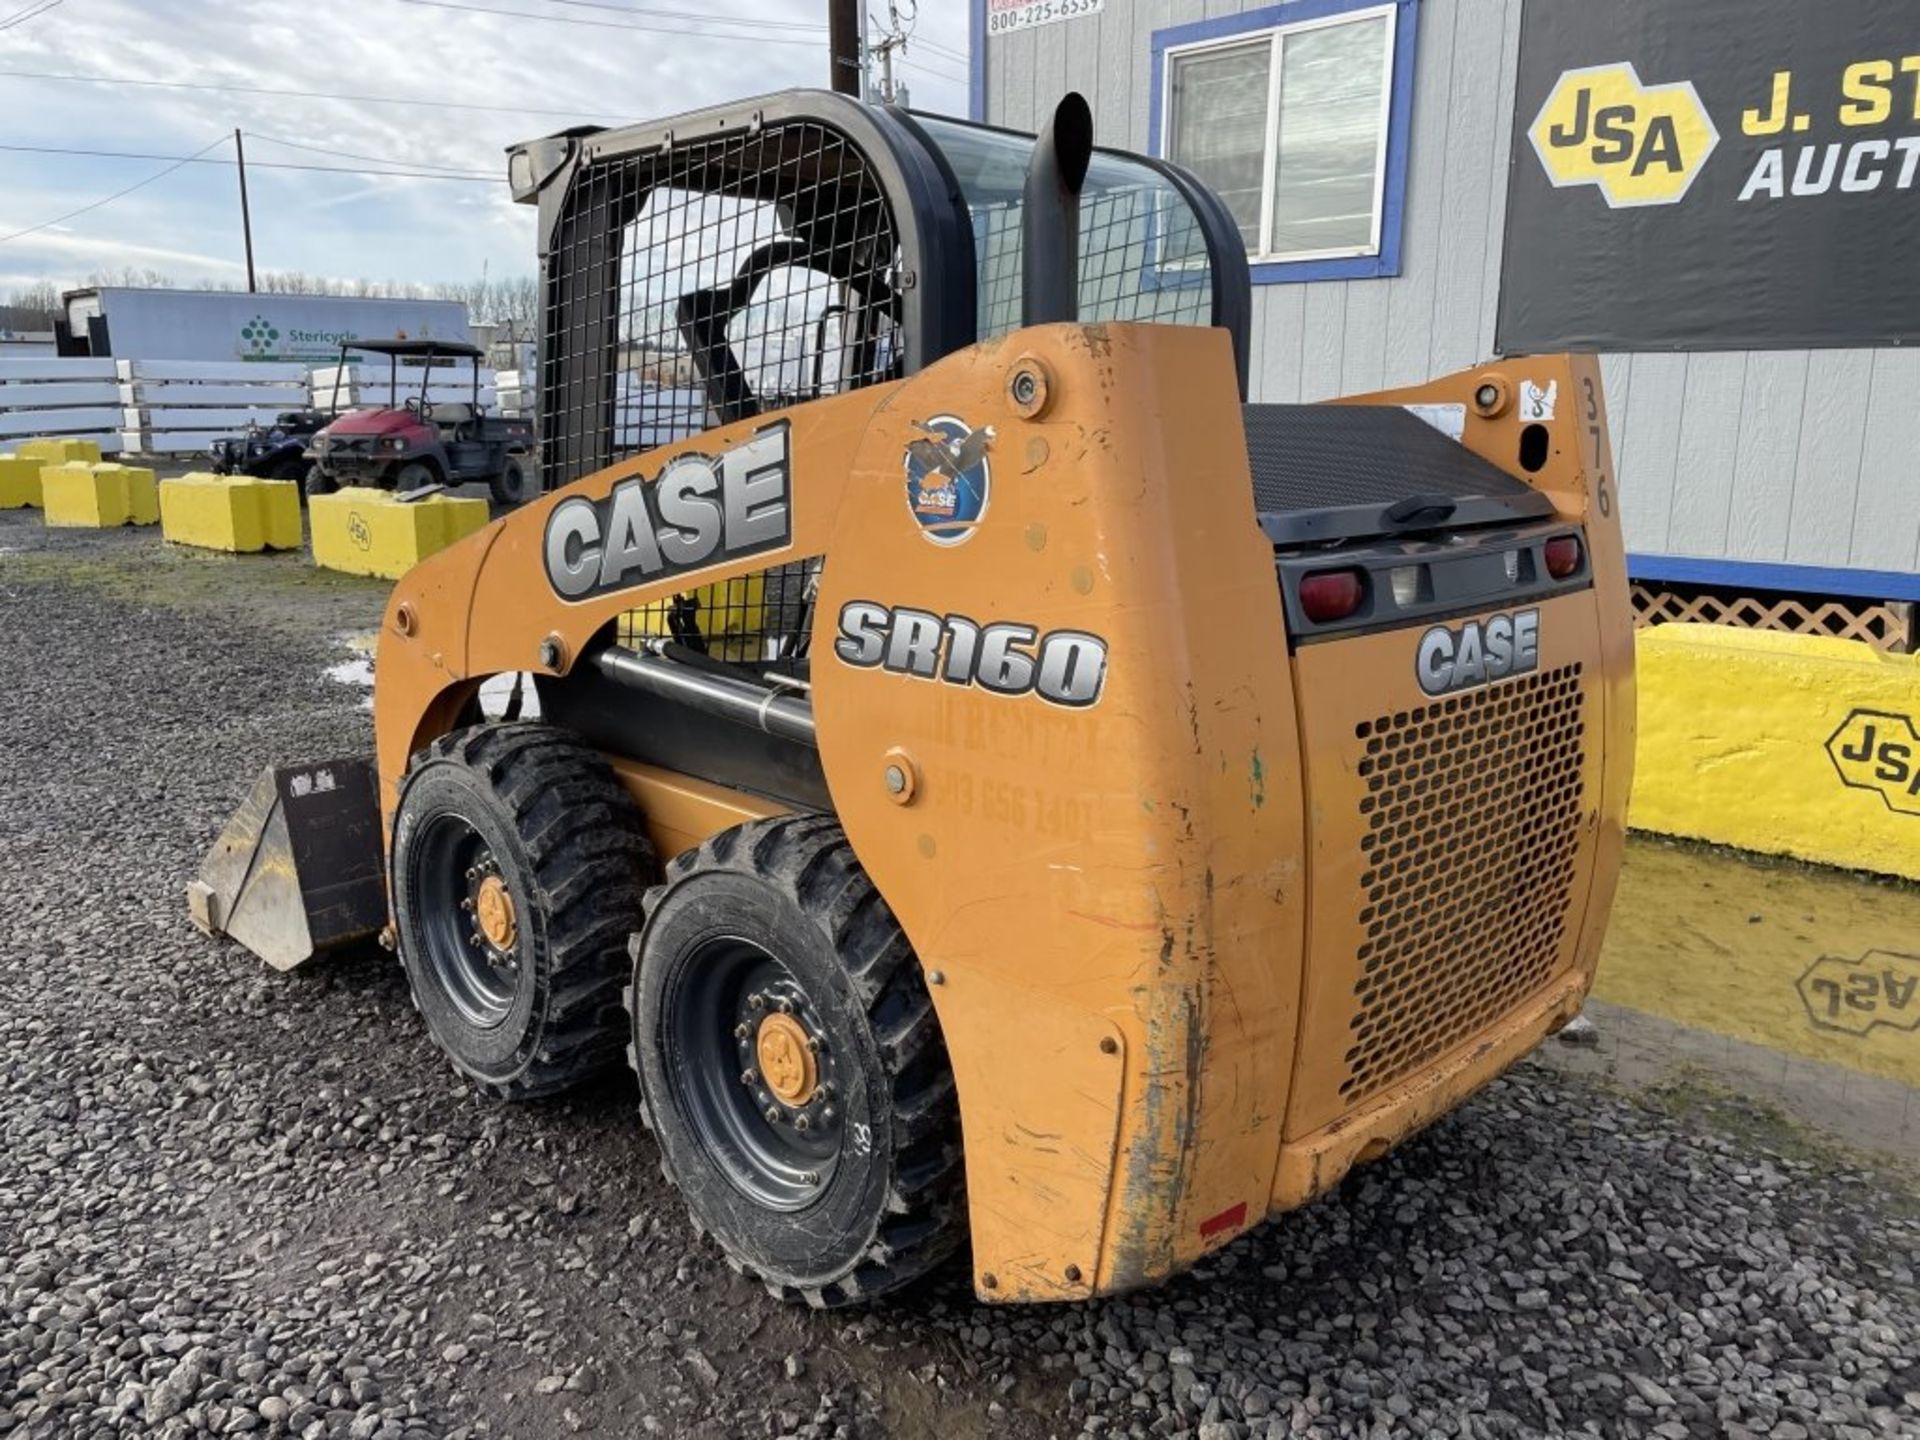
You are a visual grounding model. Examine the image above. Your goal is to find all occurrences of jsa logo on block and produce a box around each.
[1530,63,1720,207]
[1827,709,1920,815]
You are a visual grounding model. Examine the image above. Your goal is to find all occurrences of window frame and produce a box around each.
[1149,0,1420,285]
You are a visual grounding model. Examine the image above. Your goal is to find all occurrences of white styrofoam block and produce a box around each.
[119,381,310,407]
[0,380,122,409]
[0,357,117,384]
[134,405,305,432]
[126,429,266,456]
[117,358,311,383]
[311,386,500,409]
[0,405,124,439]
[309,362,494,387]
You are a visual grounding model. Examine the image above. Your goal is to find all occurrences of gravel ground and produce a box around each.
[3,512,1918,1440]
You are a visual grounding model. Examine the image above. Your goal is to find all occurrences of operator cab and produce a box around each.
[509,92,1551,564]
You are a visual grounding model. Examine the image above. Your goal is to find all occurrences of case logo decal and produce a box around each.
[835,602,1107,708]
[904,416,993,545]
[543,421,790,601]
[1416,609,1540,696]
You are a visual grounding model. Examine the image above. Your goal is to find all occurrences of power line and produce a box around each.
[0,67,623,119]
[0,141,500,182]
[0,0,62,32]
[912,34,968,65]
[396,0,822,45]
[900,55,968,84]
[242,129,494,177]
[540,0,822,32]
[0,133,232,246]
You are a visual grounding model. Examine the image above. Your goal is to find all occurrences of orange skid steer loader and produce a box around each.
[189,92,1634,1306]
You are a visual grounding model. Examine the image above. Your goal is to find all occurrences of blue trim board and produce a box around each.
[969,0,987,122]
[1148,0,1419,285]
[1627,554,1920,604]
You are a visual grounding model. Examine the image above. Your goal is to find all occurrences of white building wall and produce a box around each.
[979,0,1920,582]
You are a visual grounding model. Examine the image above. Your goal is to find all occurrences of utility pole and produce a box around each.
[867,0,913,107]
[827,0,861,96]
[233,128,257,294]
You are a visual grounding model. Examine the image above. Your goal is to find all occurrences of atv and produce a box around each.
[304,338,537,507]
[207,409,327,483]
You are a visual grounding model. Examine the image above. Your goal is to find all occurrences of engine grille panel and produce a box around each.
[1342,663,1588,1103]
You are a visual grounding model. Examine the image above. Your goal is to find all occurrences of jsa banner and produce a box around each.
[1497,1,1920,352]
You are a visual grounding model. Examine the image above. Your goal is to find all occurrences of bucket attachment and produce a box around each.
[187,757,387,971]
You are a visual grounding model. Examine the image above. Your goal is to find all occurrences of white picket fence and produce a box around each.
[308,363,498,412]
[0,357,124,453]
[119,359,309,456]
[0,357,317,456]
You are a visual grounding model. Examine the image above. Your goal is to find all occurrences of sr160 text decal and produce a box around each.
[835,602,1107,708]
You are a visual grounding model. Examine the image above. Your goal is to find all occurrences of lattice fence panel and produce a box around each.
[1631,582,1914,655]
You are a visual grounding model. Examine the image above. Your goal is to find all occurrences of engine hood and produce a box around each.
[323,407,428,439]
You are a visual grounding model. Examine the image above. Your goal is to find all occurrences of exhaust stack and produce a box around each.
[1022,92,1094,328]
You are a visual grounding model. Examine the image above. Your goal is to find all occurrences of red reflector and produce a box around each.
[1298,568,1365,623]
[1544,535,1583,579]
[1199,1201,1248,1240]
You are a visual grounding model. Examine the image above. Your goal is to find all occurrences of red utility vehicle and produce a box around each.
[305,338,536,506]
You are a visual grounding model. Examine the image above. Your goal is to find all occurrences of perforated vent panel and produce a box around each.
[1343,664,1588,1103]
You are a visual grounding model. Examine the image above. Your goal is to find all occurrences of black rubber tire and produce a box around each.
[392,722,654,1100]
[629,816,966,1307]
[394,461,436,491]
[303,464,337,498]
[489,457,532,508]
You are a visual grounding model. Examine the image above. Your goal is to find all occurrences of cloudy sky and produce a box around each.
[0,0,972,295]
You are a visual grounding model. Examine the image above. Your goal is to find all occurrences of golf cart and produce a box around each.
[305,338,536,506]
[208,409,328,482]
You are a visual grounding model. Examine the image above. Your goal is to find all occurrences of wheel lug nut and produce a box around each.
[774,996,793,1014]
[465,867,478,881]
[820,1106,836,1123]
[800,1170,820,1185]
[733,1023,751,1040]
[805,1035,820,1053]
[748,993,766,1011]
[740,1068,758,1086]
[765,1106,782,1124]
[793,1115,810,1133]
[461,898,474,911]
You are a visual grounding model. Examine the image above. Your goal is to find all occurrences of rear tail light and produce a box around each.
[1299,568,1366,623]
[1544,535,1583,579]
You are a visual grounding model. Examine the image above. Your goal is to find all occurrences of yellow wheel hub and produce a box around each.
[474,873,518,951]
[755,1012,818,1106]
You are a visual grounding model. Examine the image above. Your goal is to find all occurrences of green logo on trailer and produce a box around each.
[240,315,282,358]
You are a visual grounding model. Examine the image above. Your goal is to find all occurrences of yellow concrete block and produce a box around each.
[160,472,303,552]
[1628,623,1920,878]
[16,437,103,464]
[621,572,770,662]
[308,486,490,579]
[38,461,159,528]
[0,454,42,508]
[96,463,159,525]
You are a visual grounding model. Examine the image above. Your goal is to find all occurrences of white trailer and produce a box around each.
[60,288,472,365]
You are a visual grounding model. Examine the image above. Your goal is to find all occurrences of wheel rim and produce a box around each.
[664,936,844,1211]
[410,812,523,1029]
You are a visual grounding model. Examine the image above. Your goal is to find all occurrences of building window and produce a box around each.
[1152,0,1416,283]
